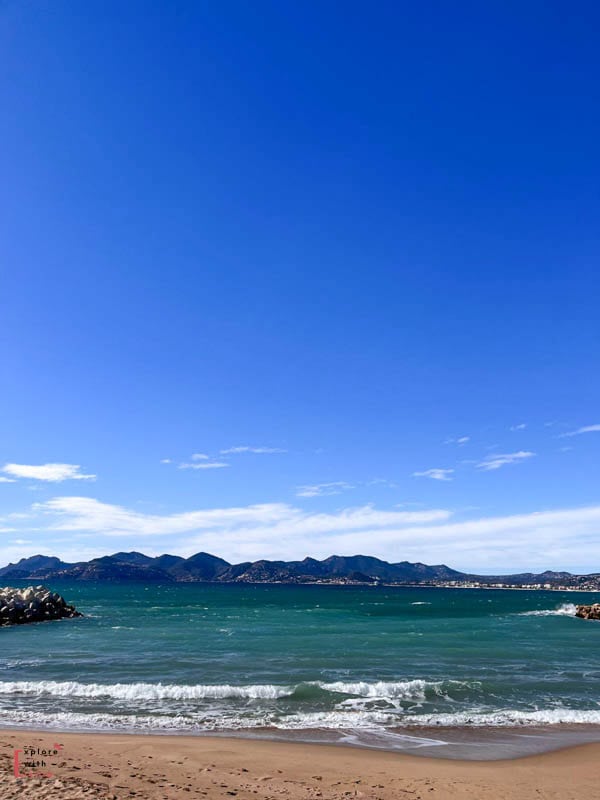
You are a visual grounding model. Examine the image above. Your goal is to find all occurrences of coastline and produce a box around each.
[4,721,600,761]
[2,729,600,799]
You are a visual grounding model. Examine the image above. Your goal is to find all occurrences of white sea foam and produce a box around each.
[2,705,600,733]
[0,680,292,701]
[397,708,600,726]
[0,709,217,732]
[1,679,598,733]
[518,603,577,617]
[0,659,44,668]
[315,679,442,700]
[0,678,463,703]
[410,602,431,605]
[274,708,600,729]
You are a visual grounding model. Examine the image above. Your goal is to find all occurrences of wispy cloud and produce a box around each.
[24,496,600,572]
[444,436,470,446]
[2,463,96,482]
[366,478,398,489]
[412,468,454,481]
[509,423,527,431]
[0,476,16,483]
[220,446,287,455]
[178,461,229,470]
[560,424,600,438]
[476,451,535,471]
[35,496,450,550]
[296,481,354,497]
[162,453,226,470]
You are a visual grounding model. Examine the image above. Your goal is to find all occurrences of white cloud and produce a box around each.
[0,477,16,483]
[444,437,470,446]
[21,496,600,572]
[366,478,397,488]
[35,497,449,543]
[296,481,354,497]
[2,463,96,482]
[162,454,217,468]
[510,423,527,431]
[297,478,398,497]
[561,424,600,438]
[220,446,287,455]
[412,468,454,481]
[476,451,535,471]
[178,461,229,470]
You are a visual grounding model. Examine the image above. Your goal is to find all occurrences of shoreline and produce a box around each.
[2,729,600,799]
[2,721,600,761]
[23,577,600,591]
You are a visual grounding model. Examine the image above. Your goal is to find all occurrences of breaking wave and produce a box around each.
[0,677,479,705]
[0,680,292,701]
[2,706,600,734]
[518,603,577,617]
[1,678,598,735]
[314,679,444,700]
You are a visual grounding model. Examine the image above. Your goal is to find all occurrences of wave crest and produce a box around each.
[519,603,577,617]
[0,680,292,701]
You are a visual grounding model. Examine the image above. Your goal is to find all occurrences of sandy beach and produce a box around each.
[1,730,600,800]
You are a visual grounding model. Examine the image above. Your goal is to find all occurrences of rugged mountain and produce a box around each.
[465,570,577,586]
[319,555,400,580]
[0,555,72,579]
[393,561,463,580]
[181,552,230,579]
[287,557,325,577]
[215,560,308,584]
[108,551,155,566]
[163,552,230,581]
[54,557,171,583]
[213,562,253,582]
[153,554,187,571]
[1,551,597,587]
[347,571,378,584]
[285,556,463,583]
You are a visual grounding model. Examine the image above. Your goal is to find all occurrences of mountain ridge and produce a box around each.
[0,552,598,588]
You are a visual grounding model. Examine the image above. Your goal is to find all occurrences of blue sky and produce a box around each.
[1,1,599,573]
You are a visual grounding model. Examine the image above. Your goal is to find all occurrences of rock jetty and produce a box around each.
[575,603,600,620]
[0,585,82,626]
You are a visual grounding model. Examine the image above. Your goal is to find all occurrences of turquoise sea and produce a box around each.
[2,583,600,758]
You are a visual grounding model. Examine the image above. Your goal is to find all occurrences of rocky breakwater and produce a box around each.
[0,585,82,626]
[575,603,600,620]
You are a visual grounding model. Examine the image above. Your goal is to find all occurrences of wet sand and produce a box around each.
[2,729,600,799]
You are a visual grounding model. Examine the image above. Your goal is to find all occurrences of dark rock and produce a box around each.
[0,586,82,626]
[575,603,600,620]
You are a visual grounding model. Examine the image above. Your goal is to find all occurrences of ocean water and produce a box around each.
[1,582,600,758]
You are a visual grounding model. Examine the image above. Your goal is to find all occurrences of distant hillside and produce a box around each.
[1,550,597,588]
[0,555,73,580]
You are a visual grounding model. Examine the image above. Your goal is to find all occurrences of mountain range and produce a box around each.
[0,552,598,588]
